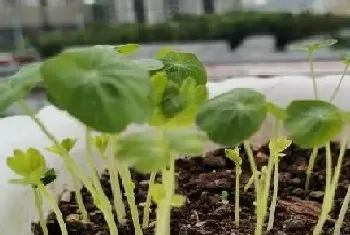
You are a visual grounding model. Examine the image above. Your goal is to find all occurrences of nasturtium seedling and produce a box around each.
[150,183,186,207]
[0,62,41,113]
[290,39,338,52]
[160,51,207,86]
[46,138,77,156]
[196,88,267,146]
[284,100,343,148]
[41,46,153,132]
[7,148,48,185]
[116,44,140,55]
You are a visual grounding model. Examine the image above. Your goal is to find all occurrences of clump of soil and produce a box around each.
[33,142,350,235]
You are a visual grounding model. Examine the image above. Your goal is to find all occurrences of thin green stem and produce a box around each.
[38,184,68,235]
[313,142,333,235]
[244,172,260,193]
[118,163,143,235]
[330,63,349,102]
[331,132,348,192]
[305,147,319,193]
[143,171,156,229]
[255,217,264,235]
[85,128,104,192]
[71,175,89,222]
[333,185,350,235]
[243,141,260,197]
[235,166,240,228]
[155,158,175,235]
[103,149,126,224]
[325,143,332,193]
[308,51,319,99]
[33,187,49,235]
[19,100,118,235]
[267,162,279,231]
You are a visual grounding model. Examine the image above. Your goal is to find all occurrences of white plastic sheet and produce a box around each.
[1,75,350,235]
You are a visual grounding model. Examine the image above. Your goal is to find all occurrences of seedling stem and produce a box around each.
[143,171,157,228]
[33,187,49,235]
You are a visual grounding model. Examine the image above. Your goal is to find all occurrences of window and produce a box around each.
[165,0,179,16]
[134,0,145,23]
[203,0,214,14]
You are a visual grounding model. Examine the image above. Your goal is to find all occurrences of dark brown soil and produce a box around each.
[33,142,350,235]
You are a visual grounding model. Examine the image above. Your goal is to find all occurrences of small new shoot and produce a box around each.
[46,138,89,223]
[225,147,242,227]
[6,148,68,235]
[267,136,292,231]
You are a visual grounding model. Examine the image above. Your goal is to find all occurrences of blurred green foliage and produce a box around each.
[32,11,350,58]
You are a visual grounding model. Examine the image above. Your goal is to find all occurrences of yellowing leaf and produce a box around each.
[92,134,110,154]
[225,147,242,165]
[268,136,292,159]
[6,148,47,185]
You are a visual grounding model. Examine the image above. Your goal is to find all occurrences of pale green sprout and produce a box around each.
[225,147,241,228]
[244,171,261,193]
[333,184,350,235]
[221,191,229,205]
[92,134,127,224]
[267,136,292,231]
[313,133,348,235]
[6,148,67,235]
[46,138,88,223]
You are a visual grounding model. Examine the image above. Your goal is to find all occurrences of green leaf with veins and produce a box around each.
[290,39,338,52]
[156,46,175,59]
[196,88,267,146]
[160,51,207,85]
[283,100,343,148]
[116,131,169,173]
[115,44,140,55]
[0,62,41,113]
[41,46,153,133]
[133,59,164,71]
[7,148,47,185]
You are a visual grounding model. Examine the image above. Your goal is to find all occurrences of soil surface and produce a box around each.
[33,142,350,235]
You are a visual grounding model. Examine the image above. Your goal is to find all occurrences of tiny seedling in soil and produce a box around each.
[225,147,241,227]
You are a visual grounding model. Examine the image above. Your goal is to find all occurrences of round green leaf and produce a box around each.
[0,62,41,112]
[41,47,153,133]
[283,100,343,148]
[290,39,338,52]
[160,51,207,85]
[196,88,267,146]
[133,59,164,71]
